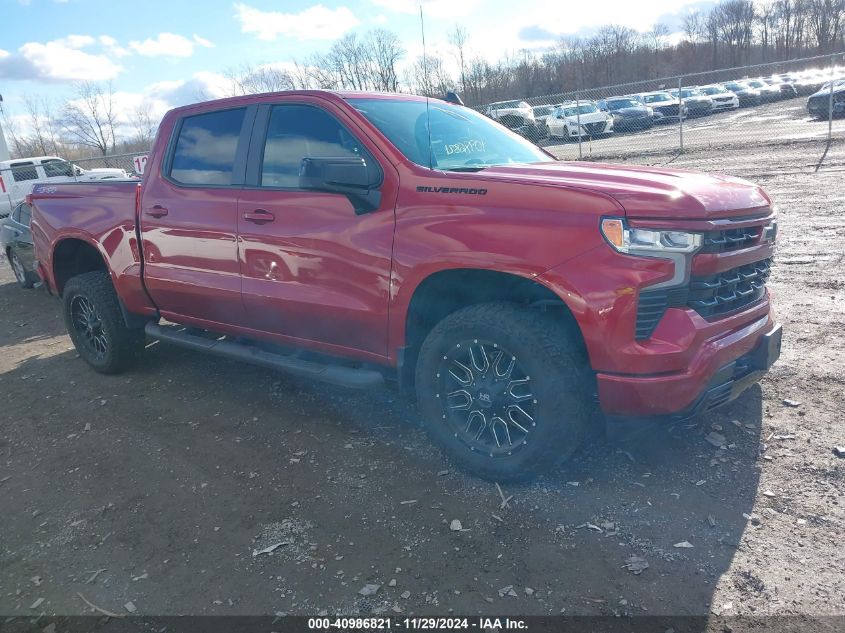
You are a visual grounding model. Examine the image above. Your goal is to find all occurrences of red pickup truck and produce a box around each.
[29,91,781,481]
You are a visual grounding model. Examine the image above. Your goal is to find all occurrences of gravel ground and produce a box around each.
[0,117,843,624]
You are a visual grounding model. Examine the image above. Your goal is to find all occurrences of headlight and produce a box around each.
[601,218,702,254]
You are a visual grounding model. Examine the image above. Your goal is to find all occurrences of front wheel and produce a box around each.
[415,302,592,482]
[63,271,146,374]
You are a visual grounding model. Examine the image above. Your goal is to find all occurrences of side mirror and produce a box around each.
[299,157,382,215]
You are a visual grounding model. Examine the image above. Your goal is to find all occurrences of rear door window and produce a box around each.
[18,203,32,226]
[12,203,31,225]
[169,108,247,186]
[10,162,38,181]
[42,159,74,178]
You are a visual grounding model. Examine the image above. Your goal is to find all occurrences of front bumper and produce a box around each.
[568,120,613,136]
[598,315,781,418]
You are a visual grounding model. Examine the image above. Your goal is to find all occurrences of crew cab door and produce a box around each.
[237,99,397,359]
[139,105,256,325]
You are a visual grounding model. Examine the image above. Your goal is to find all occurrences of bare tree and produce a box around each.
[807,0,845,52]
[225,63,296,96]
[131,101,159,149]
[20,95,64,156]
[366,29,405,91]
[61,82,119,157]
[684,10,707,45]
[713,0,757,65]
[757,1,778,59]
[408,55,456,96]
[448,26,470,94]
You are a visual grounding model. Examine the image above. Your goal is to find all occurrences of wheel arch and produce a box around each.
[398,267,586,390]
[52,237,109,296]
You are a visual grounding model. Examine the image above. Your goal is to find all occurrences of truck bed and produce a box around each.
[29,180,152,315]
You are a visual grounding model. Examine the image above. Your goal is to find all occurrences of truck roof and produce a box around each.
[164,90,439,118]
[0,155,64,169]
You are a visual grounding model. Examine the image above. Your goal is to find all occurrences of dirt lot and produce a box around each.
[1,123,844,625]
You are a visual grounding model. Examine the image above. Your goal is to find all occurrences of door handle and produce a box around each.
[145,205,169,218]
[242,209,275,224]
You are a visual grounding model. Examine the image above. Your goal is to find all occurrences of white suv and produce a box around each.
[484,100,536,128]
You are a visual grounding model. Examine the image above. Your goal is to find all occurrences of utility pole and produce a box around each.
[0,94,10,161]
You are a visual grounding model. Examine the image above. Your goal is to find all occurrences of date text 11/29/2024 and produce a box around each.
[307,617,527,630]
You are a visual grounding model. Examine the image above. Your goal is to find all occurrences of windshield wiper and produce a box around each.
[443,166,489,172]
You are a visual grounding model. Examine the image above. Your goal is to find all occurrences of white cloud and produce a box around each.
[0,37,124,82]
[192,34,214,48]
[57,34,96,49]
[129,32,214,58]
[371,0,482,18]
[514,0,707,41]
[234,3,360,41]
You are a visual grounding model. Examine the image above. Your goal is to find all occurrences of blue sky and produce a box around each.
[0,0,706,129]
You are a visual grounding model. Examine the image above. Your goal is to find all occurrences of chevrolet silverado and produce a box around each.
[29,91,782,481]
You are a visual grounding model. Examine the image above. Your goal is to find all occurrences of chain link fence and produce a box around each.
[479,53,845,174]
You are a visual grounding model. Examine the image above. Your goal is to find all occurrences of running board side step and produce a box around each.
[145,323,384,389]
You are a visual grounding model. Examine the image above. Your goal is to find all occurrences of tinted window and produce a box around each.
[10,162,38,181]
[607,99,639,109]
[42,159,74,178]
[261,105,369,188]
[170,108,246,186]
[13,203,32,226]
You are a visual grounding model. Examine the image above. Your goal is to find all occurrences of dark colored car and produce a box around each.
[630,91,688,122]
[743,79,782,102]
[764,77,798,99]
[1,201,37,288]
[670,88,715,116]
[598,97,654,131]
[807,80,845,119]
[724,81,762,107]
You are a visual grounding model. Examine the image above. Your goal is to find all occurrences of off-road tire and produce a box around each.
[63,271,145,374]
[415,302,593,482]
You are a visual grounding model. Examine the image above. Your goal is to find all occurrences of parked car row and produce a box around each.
[482,66,845,142]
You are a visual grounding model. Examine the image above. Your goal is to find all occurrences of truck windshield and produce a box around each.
[348,98,553,171]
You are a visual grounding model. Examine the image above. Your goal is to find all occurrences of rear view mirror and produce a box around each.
[299,157,382,215]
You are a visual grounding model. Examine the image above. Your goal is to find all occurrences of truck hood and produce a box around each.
[473,161,771,219]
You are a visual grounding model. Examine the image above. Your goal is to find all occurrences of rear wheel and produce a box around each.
[415,302,592,482]
[9,250,34,289]
[63,271,146,374]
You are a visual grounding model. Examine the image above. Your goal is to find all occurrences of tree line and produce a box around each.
[2,0,843,159]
